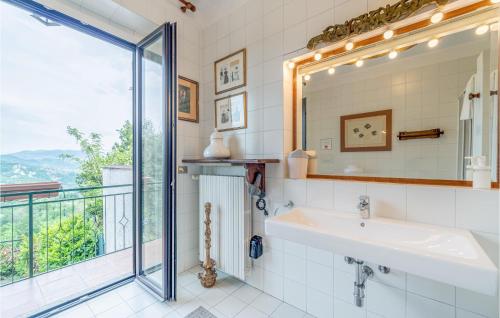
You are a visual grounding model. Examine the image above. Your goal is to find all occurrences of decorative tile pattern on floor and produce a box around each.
[185,306,218,318]
[51,266,310,318]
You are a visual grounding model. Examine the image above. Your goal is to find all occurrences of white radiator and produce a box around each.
[199,175,250,280]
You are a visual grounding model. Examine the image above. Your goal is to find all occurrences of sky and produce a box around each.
[0,2,133,154]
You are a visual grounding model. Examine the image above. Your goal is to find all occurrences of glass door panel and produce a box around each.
[140,34,164,289]
[135,23,176,300]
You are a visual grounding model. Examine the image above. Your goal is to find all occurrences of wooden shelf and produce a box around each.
[182,158,280,165]
[182,158,280,193]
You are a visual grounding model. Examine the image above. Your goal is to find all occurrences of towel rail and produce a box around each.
[397,128,444,140]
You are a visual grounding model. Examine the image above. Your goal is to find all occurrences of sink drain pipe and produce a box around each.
[345,257,374,307]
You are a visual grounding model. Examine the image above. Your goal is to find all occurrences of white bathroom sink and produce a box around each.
[265,207,497,295]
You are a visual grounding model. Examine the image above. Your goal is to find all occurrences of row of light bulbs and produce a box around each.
[294,0,499,81]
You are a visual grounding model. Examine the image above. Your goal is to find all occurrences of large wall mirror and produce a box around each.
[293,3,499,186]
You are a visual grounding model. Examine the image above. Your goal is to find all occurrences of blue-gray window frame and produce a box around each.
[3,0,136,50]
[1,0,177,315]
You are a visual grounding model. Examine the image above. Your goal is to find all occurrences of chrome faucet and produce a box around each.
[357,195,370,219]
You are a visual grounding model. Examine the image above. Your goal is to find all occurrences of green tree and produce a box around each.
[62,121,133,187]
[14,214,99,276]
[140,121,163,242]
[62,121,133,224]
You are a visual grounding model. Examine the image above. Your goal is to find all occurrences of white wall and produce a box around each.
[102,166,133,253]
[197,0,500,317]
[36,0,153,42]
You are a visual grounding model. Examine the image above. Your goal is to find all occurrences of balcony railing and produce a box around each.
[0,184,133,286]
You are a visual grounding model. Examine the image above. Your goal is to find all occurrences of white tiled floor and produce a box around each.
[53,266,312,318]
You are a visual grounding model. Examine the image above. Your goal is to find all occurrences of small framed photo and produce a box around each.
[214,92,247,131]
[214,49,246,95]
[340,109,392,152]
[178,76,199,122]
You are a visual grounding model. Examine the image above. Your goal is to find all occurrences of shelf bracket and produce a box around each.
[244,163,266,194]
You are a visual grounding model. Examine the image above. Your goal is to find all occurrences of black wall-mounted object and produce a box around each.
[249,235,263,259]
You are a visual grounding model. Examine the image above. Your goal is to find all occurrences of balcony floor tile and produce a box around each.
[0,248,132,318]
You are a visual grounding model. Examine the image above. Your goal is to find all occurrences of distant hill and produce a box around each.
[0,150,84,188]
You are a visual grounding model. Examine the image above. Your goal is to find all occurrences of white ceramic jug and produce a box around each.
[203,129,230,159]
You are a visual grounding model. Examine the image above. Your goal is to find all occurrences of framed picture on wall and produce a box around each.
[178,76,199,122]
[340,109,392,152]
[214,92,247,131]
[214,49,246,94]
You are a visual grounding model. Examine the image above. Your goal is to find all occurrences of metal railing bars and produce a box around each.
[0,184,134,286]
[0,183,132,199]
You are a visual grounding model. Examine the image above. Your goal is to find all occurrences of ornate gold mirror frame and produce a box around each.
[291,0,500,187]
[307,0,449,50]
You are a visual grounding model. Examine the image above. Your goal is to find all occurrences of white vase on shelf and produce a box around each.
[203,129,230,159]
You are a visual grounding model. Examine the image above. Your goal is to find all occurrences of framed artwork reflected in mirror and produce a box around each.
[340,110,392,152]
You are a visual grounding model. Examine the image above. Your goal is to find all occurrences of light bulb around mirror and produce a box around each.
[428,38,439,48]
[388,50,398,59]
[345,41,354,51]
[304,74,311,81]
[475,24,489,35]
[383,29,394,39]
[287,61,295,69]
[355,60,364,67]
[328,67,336,75]
[314,53,322,61]
[430,11,444,24]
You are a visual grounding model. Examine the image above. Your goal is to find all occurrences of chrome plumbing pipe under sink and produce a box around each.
[345,257,374,307]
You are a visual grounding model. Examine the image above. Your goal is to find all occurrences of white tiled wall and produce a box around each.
[171,15,202,273]
[196,0,500,317]
[247,179,499,318]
